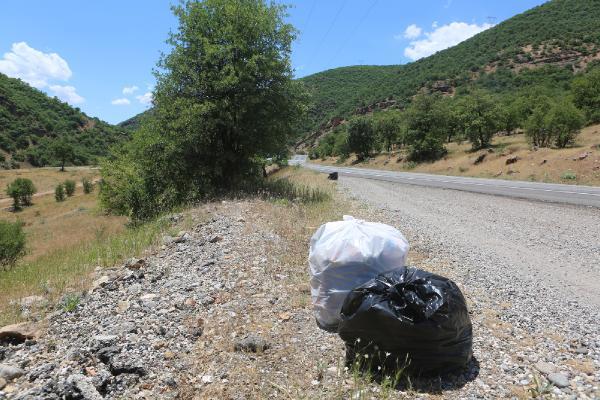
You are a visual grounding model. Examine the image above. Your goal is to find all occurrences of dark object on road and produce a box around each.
[338,267,472,375]
[328,172,338,180]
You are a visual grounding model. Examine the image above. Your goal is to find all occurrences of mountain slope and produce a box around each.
[0,72,130,168]
[299,0,600,133]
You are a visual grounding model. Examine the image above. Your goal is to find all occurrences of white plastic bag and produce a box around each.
[309,215,410,331]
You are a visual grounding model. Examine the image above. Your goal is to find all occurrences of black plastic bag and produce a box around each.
[338,267,472,375]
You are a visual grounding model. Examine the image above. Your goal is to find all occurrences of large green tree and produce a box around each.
[404,94,447,161]
[456,91,500,150]
[101,0,305,220]
[347,117,375,161]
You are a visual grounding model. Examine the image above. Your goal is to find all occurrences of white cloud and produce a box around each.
[136,92,153,105]
[0,42,72,88]
[402,24,422,39]
[122,85,138,95]
[111,98,131,106]
[48,85,85,104]
[404,21,493,61]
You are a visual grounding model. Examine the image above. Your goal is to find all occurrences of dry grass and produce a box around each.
[0,166,195,326]
[1,190,126,261]
[0,166,99,201]
[315,123,600,186]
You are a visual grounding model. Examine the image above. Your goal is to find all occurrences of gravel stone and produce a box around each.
[548,372,570,388]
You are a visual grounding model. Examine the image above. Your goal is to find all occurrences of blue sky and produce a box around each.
[0,0,546,124]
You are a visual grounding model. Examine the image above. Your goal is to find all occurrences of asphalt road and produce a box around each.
[289,155,600,208]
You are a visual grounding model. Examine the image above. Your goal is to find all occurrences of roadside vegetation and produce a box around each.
[100,0,306,221]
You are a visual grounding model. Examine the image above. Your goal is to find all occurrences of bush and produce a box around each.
[0,220,26,269]
[55,183,66,202]
[6,178,37,210]
[64,180,76,196]
[82,178,94,194]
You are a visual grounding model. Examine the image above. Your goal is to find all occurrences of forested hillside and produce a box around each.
[299,0,600,134]
[0,73,129,168]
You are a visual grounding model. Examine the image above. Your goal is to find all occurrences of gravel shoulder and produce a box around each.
[339,176,600,399]
[0,176,598,399]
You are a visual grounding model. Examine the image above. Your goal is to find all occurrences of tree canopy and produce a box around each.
[101,0,306,221]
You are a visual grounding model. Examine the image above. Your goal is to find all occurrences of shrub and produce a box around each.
[6,178,37,210]
[0,220,26,269]
[55,183,66,202]
[82,178,94,194]
[64,180,76,196]
[561,171,577,180]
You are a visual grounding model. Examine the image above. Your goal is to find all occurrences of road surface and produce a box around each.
[289,155,600,208]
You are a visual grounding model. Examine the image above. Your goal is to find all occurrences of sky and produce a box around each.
[0,0,547,124]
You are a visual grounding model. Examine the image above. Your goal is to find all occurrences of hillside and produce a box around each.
[0,73,130,168]
[299,0,600,134]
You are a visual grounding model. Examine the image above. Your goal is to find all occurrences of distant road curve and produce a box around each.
[289,155,600,208]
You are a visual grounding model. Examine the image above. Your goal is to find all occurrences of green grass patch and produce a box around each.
[561,170,577,180]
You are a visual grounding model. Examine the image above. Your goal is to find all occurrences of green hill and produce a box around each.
[299,0,600,134]
[0,72,130,168]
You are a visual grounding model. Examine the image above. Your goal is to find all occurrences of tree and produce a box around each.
[51,138,75,171]
[0,220,26,269]
[101,0,306,221]
[456,91,500,150]
[374,113,402,152]
[572,68,600,123]
[6,178,36,210]
[347,117,375,161]
[404,94,447,161]
[545,99,584,148]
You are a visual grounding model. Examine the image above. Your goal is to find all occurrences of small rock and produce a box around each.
[163,235,175,245]
[279,312,291,321]
[575,346,588,355]
[540,159,547,165]
[125,258,146,270]
[175,232,191,243]
[0,377,6,390]
[506,156,519,165]
[234,334,270,353]
[0,364,25,381]
[548,372,569,388]
[92,275,110,289]
[68,374,104,400]
[116,300,130,313]
[493,170,502,177]
[201,375,214,384]
[0,322,41,345]
[209,235,223,243]
[574,152,588,161]
[535,361,555,375]
[93,335,118,347]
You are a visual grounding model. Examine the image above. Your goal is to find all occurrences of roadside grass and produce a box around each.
[1,189,126,261]
[0,166,99,201]
[314,123,600,186]
[0,215,174,326]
